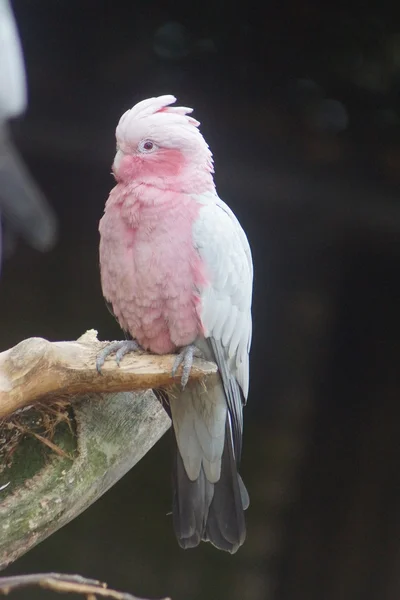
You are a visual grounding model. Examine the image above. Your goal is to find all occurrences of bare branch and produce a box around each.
[0,329,217,418]
[0,572,170,600]
[0,330,216,569]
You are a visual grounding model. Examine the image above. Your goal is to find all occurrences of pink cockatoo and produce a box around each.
[97,95,253,553]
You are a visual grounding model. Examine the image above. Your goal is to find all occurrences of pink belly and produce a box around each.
[115,274,202,354]
[99,192,207,354]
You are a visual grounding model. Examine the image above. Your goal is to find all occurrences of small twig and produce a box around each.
[0,573,171,600]
[10,421,72,460]
[28,430,72,459]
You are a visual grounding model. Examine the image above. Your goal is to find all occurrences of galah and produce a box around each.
[97,95,253,553]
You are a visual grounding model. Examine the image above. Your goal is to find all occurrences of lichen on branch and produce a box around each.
[0,329,217,570]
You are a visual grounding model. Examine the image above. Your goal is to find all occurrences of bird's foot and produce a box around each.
[96,340,141,374]
[172,344,203,390]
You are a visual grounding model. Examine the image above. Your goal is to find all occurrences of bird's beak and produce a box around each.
[113,149,124,171]
[112,149,125,179]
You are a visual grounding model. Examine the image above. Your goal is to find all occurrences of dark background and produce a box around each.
[2,1,400,598]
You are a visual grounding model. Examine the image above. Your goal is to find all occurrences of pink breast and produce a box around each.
[99,188,207,354]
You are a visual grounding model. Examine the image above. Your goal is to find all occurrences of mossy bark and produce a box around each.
[0,389,170,570]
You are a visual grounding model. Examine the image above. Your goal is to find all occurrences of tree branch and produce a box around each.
[0,329,217,419]
[0,388,171,570]
[0,330,217,570]
[0,572,170,600]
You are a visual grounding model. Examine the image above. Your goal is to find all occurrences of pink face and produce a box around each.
[112,141,184,183]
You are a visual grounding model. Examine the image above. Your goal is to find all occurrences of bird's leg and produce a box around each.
[172,344,203,390]
[96,340,141,374]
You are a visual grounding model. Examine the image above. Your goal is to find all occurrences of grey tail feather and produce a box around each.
[172,418,249,554]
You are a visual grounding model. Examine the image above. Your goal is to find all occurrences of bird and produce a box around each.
[97,95,253,553]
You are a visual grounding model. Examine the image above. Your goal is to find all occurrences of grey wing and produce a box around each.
[193,196,253,462]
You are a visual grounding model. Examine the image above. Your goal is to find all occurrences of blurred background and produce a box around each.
[2,0,400,598]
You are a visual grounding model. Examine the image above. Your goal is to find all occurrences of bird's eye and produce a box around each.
[138,139,156,153]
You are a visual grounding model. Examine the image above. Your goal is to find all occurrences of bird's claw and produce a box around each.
[96,340,140,374]
[172,344,202,389]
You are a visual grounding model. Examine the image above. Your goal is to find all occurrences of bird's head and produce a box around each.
[112,95,215,193]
